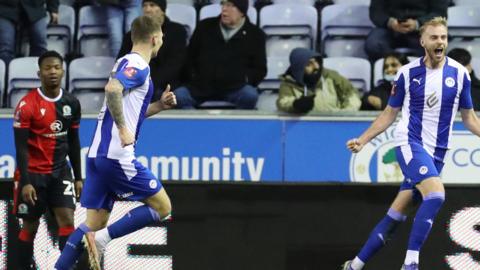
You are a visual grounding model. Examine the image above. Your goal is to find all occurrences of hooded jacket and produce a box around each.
[277,48,361,113]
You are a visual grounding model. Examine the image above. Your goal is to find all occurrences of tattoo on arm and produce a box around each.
[105,79,126,128]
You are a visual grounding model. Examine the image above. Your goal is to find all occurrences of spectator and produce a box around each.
[117,0,187,101]
[366,0,448,61]
[277,48,361,114]
[0,0,58,65]
[448,48,480,111]
[99,0,142,57]
[361,52,409,110]
[175,0,266,109]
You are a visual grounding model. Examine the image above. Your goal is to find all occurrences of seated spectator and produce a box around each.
[366,0,448,61]
[277,48,361,114]
[117,0,187,101]
[174,0,267,109]
[99,0,142,57]
[0,0,58,65]
[448,48,480,111]
[361,52,409,110]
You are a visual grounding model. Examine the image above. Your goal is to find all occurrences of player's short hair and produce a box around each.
[419,16,447,36]
[38,50,64,67]
[131,15,162,43]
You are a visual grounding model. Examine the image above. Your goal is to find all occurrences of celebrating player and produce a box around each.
[55,15,176,270]
[343,17,480,270]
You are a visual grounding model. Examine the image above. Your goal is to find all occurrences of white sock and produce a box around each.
[94,227,112,249]
[350,257,365,270]
[404,250,419,264]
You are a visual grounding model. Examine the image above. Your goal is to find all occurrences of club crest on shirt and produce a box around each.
[63,105,72,116]
[123,67,137,78]
[445,77,455,88]
[419,166,429,175]
[18,203,28,214]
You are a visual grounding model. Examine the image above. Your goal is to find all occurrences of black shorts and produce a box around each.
[13,166,76,219]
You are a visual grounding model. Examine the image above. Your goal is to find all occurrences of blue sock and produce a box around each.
[107,205,160,239]
[407,192,445,251]
[55,223,91,270]
[357,208,406,263]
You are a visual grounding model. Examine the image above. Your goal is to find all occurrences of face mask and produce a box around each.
[384,74,396,82]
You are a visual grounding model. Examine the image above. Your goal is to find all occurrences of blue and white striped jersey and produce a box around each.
[388,56,473,162]
[88,53,153,160]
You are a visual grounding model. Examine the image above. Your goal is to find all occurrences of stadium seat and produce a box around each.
[323,57,371,92]
[69,57,115,111]
[471,57,480,75]
[256,90,278,112]
[333,0,371,5]
[167,0,195,6]
[199,3,257,24]
[321,4,373,59]
[47,4,75,56]
[210,0,255,5]
[0,59,5,107]
[266,37,310,57]
[166,4,197,38]
[7,57,67,107]
[260,4,318,49]
[78,5,110,57]
[373,58,384,87]
[448,39,480,58]
[271,0,315,5]
[448,6,480,38]
[59,0,74,5]
[258,56,288,91]
[454,0,480,6]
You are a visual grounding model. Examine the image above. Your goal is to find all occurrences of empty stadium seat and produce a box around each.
[47,4,75,56]
[266,37,310,57]
[333,0,371,5]
[210,0,255,5]
[69,57,115,111]
[166,4,197,38]
[258,56,288,91]
[0,59,4,107]
[448,39,480,58]
[7,57,67,107]
[323,57,371,92]
[167,0,195,6]
[471,57,480,74]
[260,4,318,49]
[199,3,257,24]
[321,4,373,59]
[271,0,315,5]
[448,6,480,38]
[256,90,278,112]
[454,0,480,6]
[78,5,110,57]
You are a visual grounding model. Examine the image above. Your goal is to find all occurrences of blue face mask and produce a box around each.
[384,74,396,82]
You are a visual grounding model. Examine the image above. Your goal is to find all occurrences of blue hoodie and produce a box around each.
[288,48,321,86]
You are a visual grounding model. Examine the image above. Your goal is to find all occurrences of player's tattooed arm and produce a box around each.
[105,78,126,128]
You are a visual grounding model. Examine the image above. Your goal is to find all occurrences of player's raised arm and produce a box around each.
[346,105,400,153]
[105,78,134,147]
[146,84,177,117]
[461,109,480,137]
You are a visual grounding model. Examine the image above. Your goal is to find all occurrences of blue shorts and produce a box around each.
[81,157,162,211]
[395,144,444,196]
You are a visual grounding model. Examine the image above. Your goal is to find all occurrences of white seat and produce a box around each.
[321,4,373,58]
[258,56,288,91]
[272,0,315,5]
[454,0,480,6]
[266,36,310,57]
[166,3,197,38]
[260,4,318,48]
[0,59,5,106]
[448,6,480,38]
[257,90,278,112]
[78,5,110,56]
[210,0,255,5]
[69,57,115,111]
[47,4,75,56]
[448,39,480,58]
[323,57,371,92]
[199,4,257,24]
[167,0,195,6]
[333,0,370,5]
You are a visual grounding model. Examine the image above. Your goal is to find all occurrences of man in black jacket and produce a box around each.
[117,0,187,102]
[174,0,267,109]
[0,0,58,65]
[365,0,448,61]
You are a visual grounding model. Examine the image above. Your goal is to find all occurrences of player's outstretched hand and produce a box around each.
[160,84,177,110]
[119,127,135,147]
[22,184,37,206]
[346,138,364,153]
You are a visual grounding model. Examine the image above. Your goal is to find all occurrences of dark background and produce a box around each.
[1,180,479,270]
